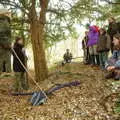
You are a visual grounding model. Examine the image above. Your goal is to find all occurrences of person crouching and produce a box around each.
[105,34,120,80]
[63,49,72,64]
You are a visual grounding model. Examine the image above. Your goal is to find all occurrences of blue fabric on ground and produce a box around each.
[30,81,80,106]
[30,91,47,106]
[46,81,80,95]
[12,81,80,106]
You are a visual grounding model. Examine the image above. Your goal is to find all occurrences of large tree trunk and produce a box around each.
[30,0,48,82]
[30,21,48,82]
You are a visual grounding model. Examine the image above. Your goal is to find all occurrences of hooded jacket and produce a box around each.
[97,33,111,52]
[87,25,99,46]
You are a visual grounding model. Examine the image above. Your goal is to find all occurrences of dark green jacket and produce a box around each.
[107,22,119,39]
[97,34,111,52]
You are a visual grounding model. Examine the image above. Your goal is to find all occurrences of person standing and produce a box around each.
[82,31,90,64]
[12,37,28,92]
[107,17,120,53]
[97,28,111,70]
[87,25,100,66]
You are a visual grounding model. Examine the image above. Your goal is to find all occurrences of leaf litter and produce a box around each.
[0,63,120,120]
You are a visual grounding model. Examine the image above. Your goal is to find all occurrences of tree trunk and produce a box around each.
[30,21,48,82]
[29,0,49,82]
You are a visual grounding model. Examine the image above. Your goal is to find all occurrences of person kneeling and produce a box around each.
[105,34,120,80]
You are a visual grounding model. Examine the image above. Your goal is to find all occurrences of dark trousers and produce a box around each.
[90,55,100,65]
[99,52,108,69]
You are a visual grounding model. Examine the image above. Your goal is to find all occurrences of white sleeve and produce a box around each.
[22,48,28,57]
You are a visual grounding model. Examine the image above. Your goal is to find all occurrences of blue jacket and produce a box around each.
[105,50,120,69]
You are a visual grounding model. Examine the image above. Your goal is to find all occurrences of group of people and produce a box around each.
[2,17,120,92]
[82,17,120,80]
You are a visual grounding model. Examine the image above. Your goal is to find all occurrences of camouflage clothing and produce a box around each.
[13,43,28,92]
[63,52,72,63]
[14,72,28,92]
[0,47,11,73]
[0,15,11,73]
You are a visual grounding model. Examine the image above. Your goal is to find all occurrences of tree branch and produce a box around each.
[0,0,29,15]
[11,27,30,32]
[103,0,120,4]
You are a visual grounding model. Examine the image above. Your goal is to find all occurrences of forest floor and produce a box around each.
[0,62,120,120]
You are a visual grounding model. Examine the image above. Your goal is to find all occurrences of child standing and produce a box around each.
[87,25,100,66]
[97,28,111,69]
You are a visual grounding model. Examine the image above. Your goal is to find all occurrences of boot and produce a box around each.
[114,70,120,80]
[114,75,120,80]
[95,55,100,66]
[105,72,115,79]
[91,55,95,65]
